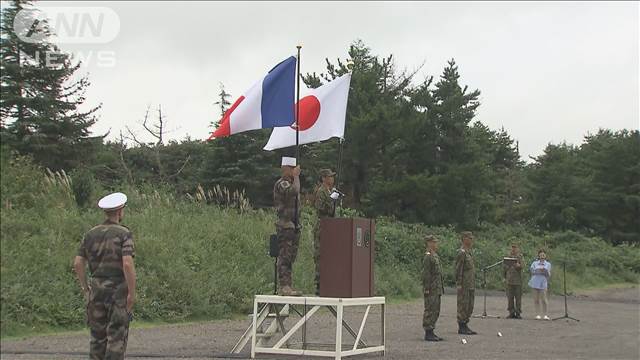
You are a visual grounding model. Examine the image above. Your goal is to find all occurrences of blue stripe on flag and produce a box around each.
[261,56,296,128]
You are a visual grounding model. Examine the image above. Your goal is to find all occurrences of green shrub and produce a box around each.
[70,169,96,208]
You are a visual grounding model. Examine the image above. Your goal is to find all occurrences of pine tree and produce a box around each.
[302,40,418,207]
[211,83,231,128]
[432,59,481,166]
[0,0,101,171]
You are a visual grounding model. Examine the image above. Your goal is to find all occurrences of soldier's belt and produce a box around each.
[91,272,125,279]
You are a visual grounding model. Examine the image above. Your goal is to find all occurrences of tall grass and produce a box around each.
[1,154,638,337]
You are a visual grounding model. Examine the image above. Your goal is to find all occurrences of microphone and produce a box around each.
[330,188,346,200]
[332,188,346,197]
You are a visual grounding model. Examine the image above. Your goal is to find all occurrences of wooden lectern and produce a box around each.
[319,218,375,298]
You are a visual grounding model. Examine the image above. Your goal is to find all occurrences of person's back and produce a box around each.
[82,221,133,278]
[273,157,302,296]
[74,192,136,360]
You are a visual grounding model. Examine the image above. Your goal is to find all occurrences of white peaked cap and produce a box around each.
[281,157,297,167]
[98,192,128,210]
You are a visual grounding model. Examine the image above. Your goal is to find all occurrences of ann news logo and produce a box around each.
[13,6,120,44]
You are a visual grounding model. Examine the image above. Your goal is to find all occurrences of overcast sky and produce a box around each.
[45,1,639,160]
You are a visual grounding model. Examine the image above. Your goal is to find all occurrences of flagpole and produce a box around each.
[295,45,301,159]
[336,137,344,187]
[332,61,353,216]
[294,45,301,231]
[295,46,305,348]
[332,137,345,216]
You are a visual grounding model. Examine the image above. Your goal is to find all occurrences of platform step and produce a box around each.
[248,312,289,318]
[268,312,289,317]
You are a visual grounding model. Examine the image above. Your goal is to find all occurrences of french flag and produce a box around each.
[209,56,296,139]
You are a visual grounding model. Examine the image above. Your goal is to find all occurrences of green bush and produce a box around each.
[373,221,639,296]
[70,169,96,209]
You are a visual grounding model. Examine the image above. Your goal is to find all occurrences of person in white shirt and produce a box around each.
[528,249,551,320]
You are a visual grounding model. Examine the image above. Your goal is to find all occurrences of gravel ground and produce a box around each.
[2,286,638,360]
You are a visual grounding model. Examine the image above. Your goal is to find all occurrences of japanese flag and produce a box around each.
[264,73,351,151]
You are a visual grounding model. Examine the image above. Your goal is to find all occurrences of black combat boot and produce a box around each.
[424,329,440,342]
[458,322,477,335]
[433,331,444,341]
[464,323,478,335]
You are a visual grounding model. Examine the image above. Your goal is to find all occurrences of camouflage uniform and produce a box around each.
[77,220,135,360]
[455,247,475,324]
[504,252,524,316]
[274,175,301,289]
[312,184,334,292]
[422,250,444,331]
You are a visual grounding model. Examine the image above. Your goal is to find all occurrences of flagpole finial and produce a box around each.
[297,44,302,49]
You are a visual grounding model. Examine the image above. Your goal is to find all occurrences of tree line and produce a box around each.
[1,0,638,245]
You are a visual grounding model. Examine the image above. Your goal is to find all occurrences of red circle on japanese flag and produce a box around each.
[292,95,321,131]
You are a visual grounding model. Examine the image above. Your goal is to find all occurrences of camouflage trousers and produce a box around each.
[277,228,300,288]
[422,294,441,331]
[457,288,475,323]
[87,278,130,360]
[312,221,321,292]
[506,284,522,315]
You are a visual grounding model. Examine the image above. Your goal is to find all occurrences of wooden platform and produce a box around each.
[233,295,386,359]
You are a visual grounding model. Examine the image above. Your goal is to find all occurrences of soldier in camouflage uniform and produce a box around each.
[422,235,444,342]
[455,231,477,335]
[274,157,302,296]
[73,192,136,360]
[503,242,524,319]
[312,168,337,295]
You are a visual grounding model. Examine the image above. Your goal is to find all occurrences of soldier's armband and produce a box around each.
[278,180,292,194]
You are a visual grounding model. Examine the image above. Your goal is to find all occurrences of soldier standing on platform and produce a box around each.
[73,192,136,360]
[455,231,478,335]
[274,157,303,296]
[503,241,524,319]
[312,168,339,295]
[422,235,444,342]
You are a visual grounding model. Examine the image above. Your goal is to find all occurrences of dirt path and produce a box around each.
[2,287,639,360]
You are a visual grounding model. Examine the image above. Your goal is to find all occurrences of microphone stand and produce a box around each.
[473,260,503,319]
[552,256,580,322]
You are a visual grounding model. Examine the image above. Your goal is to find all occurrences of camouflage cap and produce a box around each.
[425,235,439,242]
[461,231,473,239]
[319,169,336,177]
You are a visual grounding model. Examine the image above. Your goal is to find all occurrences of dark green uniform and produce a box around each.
[455,248,475,323]
[504,253,524,316]
[422,250,444,331]
[77,220,134,360]
[313,185,334,292]
[274,175,301,288]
